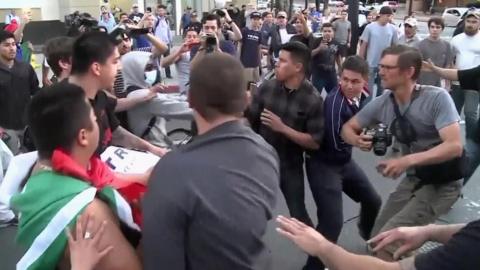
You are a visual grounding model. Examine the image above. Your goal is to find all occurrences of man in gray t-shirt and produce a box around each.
[332,10,351,59]
[359,6,398,102]
[417,18,454,87]
[342,45,462,261]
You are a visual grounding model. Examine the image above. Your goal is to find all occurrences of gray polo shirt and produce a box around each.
[143,120,280,270]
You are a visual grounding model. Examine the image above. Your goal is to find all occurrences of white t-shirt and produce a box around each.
[451,32,480,70]
[175,52,191,94]
[279,28,292,44]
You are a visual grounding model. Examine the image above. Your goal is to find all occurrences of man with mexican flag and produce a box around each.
[11,83,143,270]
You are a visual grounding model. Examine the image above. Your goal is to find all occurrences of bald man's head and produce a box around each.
[189,53,247,121]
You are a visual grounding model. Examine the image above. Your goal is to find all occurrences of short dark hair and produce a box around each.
[27,83,93,159]
[341,55,369,78]
[202,13,221,28]
[119,12,128,17]
[321,22,334,30]
[71,32,117,75]
[381,45,422,80]
[44,37,74,77]
[280,41,311,75]
[428,16,445,29]
[0,30,15,43]
[157,4,167,9]
[189,54,247,121]
[262,11,272,18]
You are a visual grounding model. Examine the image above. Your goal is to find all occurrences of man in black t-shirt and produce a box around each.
[310,23,341,95]
[240,11,263,84]
[423,62,480,184]
[67,32,167,157]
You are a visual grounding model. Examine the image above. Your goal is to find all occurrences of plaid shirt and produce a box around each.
[247,79,324,167]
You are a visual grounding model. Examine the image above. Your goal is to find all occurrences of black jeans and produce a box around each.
[303,157,382,270]
[280,163,313,227]
[163,47,171,77]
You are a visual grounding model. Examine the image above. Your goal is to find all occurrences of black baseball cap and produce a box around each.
[250,11,262,18]
[379,6,393,15]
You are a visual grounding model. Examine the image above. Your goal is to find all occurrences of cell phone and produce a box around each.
[187,41,201,49]
[165,85,180,93]
[128,28,150,37]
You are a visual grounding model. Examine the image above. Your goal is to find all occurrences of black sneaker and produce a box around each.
[0,216,18,228]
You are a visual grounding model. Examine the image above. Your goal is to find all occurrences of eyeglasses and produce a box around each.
[277,16,286,19]
[378,64,399,70]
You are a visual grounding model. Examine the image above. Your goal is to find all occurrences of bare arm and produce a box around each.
[359,41,368,59]
[114,93,155,112]
[224,10,242,41]
[281,125,320,150]
[112,126,167,156]
[277,216,401,270]
[430,65,459,81]
[14,15,29,43]
[145,33,168,55]
[403,123,462,167]
[318,242,402,270]
[227,23,243,41]
[426,223,465,244]
[161,43,189,67]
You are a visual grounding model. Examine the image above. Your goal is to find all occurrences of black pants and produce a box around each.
[163,47,171,77]
[280,164,313,227]
[303,157,382,270]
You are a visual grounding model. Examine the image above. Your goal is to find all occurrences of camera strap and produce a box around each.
[389,85,422,146]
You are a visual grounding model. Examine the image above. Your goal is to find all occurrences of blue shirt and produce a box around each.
[154,16,172,45]
[98,13,117,33]
[190,40,237,59]
[315,87,359,164]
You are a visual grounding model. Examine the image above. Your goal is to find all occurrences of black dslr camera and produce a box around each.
[365,124,392,156]
[203,33,217,53]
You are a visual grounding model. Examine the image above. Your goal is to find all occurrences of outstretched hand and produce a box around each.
[276,215,326,256]
[368,226,430,260]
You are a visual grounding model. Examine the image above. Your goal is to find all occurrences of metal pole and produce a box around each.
[347,0,359,55]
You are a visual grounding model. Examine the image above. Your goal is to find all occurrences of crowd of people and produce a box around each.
[1,2,480,270]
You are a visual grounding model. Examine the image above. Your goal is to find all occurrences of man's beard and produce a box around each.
[465,27,478,36]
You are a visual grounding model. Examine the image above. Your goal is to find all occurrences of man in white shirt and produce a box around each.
[154,4,173,79]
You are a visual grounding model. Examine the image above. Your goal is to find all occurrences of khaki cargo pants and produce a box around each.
[371,176,462,255]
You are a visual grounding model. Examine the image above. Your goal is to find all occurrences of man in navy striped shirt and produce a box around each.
[304,56,382,270]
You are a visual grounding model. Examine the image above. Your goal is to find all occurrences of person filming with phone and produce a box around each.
[341,45,464,261]
[190,13,236,66]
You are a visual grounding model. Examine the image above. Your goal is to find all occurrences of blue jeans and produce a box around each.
[304,157,382,270]
[450,85,479,140]
[311,69,338,95]
[364,67,383,105]
[464,138,480,185]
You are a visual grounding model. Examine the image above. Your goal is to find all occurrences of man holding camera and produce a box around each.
[342,45,463,261]
[247,42,324,226]
[190,14,236,64]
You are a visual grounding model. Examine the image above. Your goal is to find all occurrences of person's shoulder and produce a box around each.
[301,80,323,100]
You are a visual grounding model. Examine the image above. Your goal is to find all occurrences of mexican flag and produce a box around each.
[11,170,140,270]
